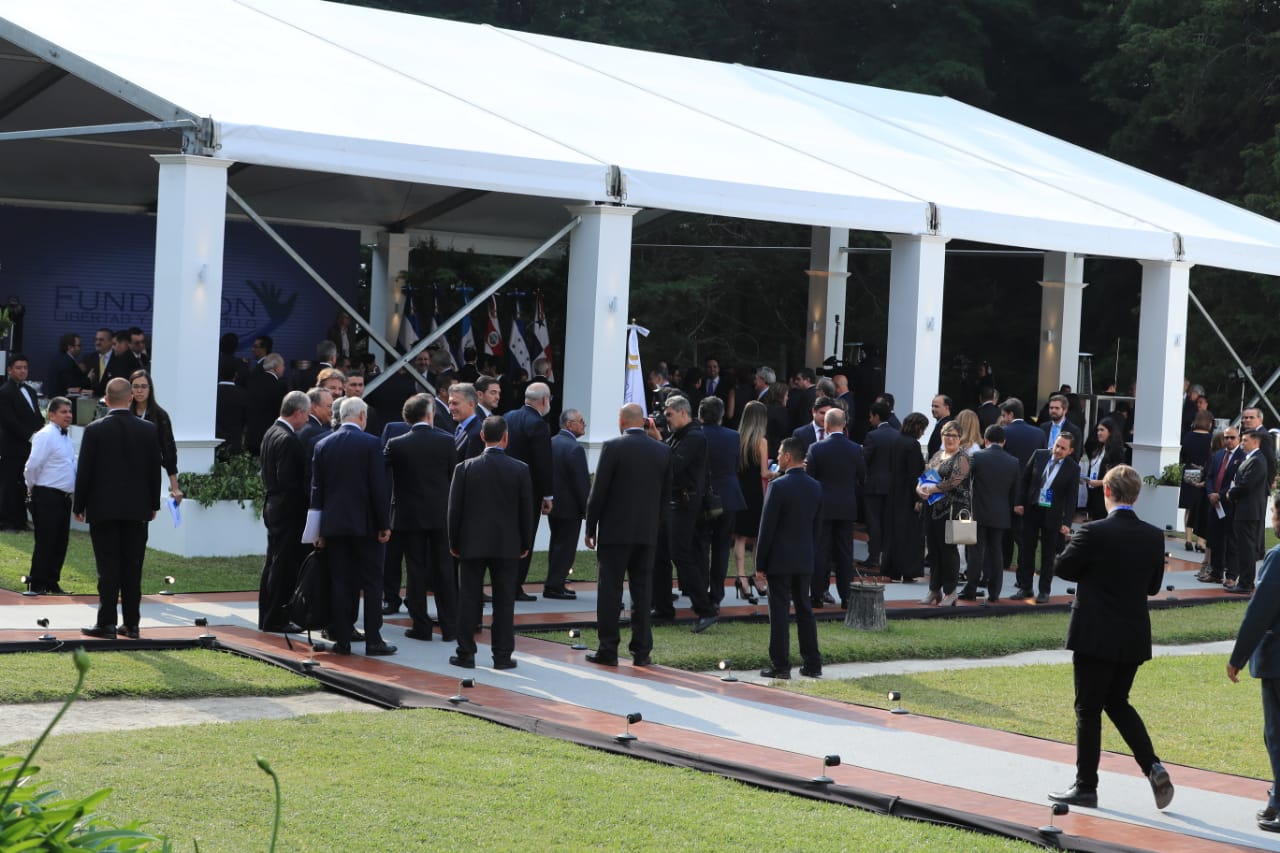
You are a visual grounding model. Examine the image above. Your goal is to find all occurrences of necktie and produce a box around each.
[707,378,716,395]
[98,354,106,378]
[59,428,68,436]
[1042,458,1059,491]
[1050,421,1061,447]
[1214,452,1231,492]
[817,427,824,441]
[454,424,466,450]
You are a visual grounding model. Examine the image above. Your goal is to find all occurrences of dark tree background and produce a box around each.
[349,0,1280,416]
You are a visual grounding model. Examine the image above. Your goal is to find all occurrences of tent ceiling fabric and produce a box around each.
[2,0,1280,274]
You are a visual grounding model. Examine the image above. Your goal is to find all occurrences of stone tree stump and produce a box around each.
[844,583,887,631]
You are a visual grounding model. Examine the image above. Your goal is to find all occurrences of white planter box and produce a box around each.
[75,499,266,558]
[1133,484,1184,534]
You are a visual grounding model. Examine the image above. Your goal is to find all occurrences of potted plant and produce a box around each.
[1136,463,1184,533]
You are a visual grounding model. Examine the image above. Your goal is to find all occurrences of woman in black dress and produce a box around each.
[1081,417,1126,521]
[128,369,183,506]
[1179,409,1213,552]
[883,412,929,582]
[732,401,772,601]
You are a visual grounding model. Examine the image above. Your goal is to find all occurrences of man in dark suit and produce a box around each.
[310,397,396,657]
[790,395,835,455]
[1200,427,1243,584]
[75,378,161,638]
[0,354,46,530]
[245,352,287,455]
[696,396,746,609]
[43,333,86,399]
[447,382,485,463]
[1226,498,1280,832]
[1227,427,1271,594]
[384,392,457,641]
[546,408,589,600]
[926,394,955,457]
[1241,408,1277,560]
[861,401,897,572]
[104,330,139,386]
[1040,394,1084,460]
[584,403,671,666]
[81,328,114,397]
[974,386,1001,432]
[806,408,866,608]
[257,390,311,632]
[703,356,731,407]
[961,425,1020,602]
[292,340,335,393]
[503,382,555,600]
[1013,432,1080,603]
[756,436,824,679]
[299,387,334,460]
[874,392,902,431]
[448,416,533,670]
[1050,464,1173,811]
[456,346,480,383]
[786,368,818,432]
[216,362,249,459]
[999,397,1047,569]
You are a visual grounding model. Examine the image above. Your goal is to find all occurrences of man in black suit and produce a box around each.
[1013,432,1080,603]
[790,395,835,455]
[999,397,1047,569]
[805,408,866,608]
[961,425,1020,602]
[75,378,161,638]
[1050,464,1173,811]
[104,330,139,386]
[81,328,114,397]
[504,382,555,600]
[457,347,480,383]
[43,333,85,399]
[299,387,334,460]
[756,437,824,679]
[216,361,249,459]
[293,340,335,393]
[703,356,731,407]
[1241,408,1277,560]
[546,408,589,600]
[874,392,902,431]
[974,386,1001,432]
[584,403,671,666]
[0,354,46,531]
[257,390,311,632]
[447,382,485,463]
[127,327,150,374]
[1040,394,1084,460]
[1200,427,1243,584]
[448,416,533,670]
[1227,427,1271,594]
[384,392,457,641]
[861,401,897,572]
[696,396,747,609]
[310,397,396,657]
[926,393,954,457]
[786,368,817,432]
[245,352,287,455]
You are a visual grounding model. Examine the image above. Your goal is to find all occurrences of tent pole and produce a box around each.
[1187,288,1280,424]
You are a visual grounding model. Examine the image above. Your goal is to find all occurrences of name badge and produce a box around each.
[1038,488,1053,508]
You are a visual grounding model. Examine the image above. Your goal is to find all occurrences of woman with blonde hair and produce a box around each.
[732,400,773,601]
[954,409,983,455]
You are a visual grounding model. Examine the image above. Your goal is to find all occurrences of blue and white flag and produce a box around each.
[397,288,421,351]
[457,313,476,367]
[508,300,532,377]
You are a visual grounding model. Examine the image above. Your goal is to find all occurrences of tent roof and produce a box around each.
[2,0,1279,273]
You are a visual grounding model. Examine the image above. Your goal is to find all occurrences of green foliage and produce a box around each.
[177,454,265,518]
[1143,462,1184,486]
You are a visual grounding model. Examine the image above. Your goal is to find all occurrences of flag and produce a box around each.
[457,313,476,367]
[531,294,554,381]
[429,288,458,371]
[624,323,649,415]
[484,295,504,358]
[397,288,421,351]
[508,300,532,376]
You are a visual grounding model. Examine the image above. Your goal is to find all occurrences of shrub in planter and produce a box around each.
[177,454,264,518]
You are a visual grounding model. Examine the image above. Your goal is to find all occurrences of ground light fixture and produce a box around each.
[1040,802,1069,836]
[36,617,54,641]
[717,659,737,682]
[568,628,587,651]
[194,616,216,646]
[615,712,642,742]
[812,754,840,784]
[449,677,476,704]
[888,690,908,715]
[158,575,176,596]
[1166,583,1178,602]
[19,574,37,597]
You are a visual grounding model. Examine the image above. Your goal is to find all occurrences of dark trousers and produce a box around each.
[1003,513,1024,569]
[813,518,854,603]
[457,556,517,660]
[259,515,305,629]
[766,572,820,673]
[516,501,543,588]
[925,515,961,594]
[1233,516,1261,587]
[1205,508,1230,575]
[0,448,30,529]
[401,528,455,634]
[29,486,71,588]
[695,510,735,606]
[1017,508,1062,593]
[1262,677,1280,811]
[596,543,654,657]
[89,519,148,630]
[324,535,384,646]
[863,493,887,567]
[651,502,713,618]
[382,531,406,608]
[1072,652,1159,788]
[546,515,580,591]
[963,524,1005,599]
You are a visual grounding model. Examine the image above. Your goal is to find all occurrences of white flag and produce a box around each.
[624,324,649,416]
[508,307,532,376]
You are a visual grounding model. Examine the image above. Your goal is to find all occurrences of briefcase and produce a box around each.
[944,507,977,546]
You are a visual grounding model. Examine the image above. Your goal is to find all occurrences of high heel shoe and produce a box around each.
[749,576,767,599]
[735,577,758,604]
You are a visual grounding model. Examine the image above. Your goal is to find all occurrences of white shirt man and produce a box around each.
[23,398,77,594]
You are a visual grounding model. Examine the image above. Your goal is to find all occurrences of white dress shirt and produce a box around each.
[25,422,76,493]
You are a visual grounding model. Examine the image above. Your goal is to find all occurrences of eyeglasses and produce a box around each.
[131,383,150,390]
[941,432,960,438]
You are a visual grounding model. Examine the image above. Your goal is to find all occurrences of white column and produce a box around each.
[369,233,410,364]
[805,227,849,369]
[1131,260,1192,479]
[884,234,948,422]
[562,204,640,467]
[1036,252,1087,408]
[150,154,232,475]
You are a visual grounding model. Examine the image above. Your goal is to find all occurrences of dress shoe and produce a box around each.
[632,654,653,667]
[810,597,825,609]
[404,627,433,641]
[1048,783,1097,808]
[1261,816,1280,833]
[48,584,70,595]
[492,657,517,670]
[122,626,140,639]
[29,586,51,595]
[956,590,979,601]
[263,622,303,634]
[449,654,476,669]
[1148,762,1174,810]
[321,628,365,642]
[649,609,675,623]
[515,591,538,602]
[691,614,719,634]
[330,641,352,656]
[822,591,836,604]
[440,633,457,643]
[381,601,400,615]
[1035,592,1050,604]
[759,666,791,679]
[543,588,577,600]
[1258,805,1278,821]
[1012,587,1033,599]
[585,652,618,666]
[366,642,397,656]
[800,667,823,678]
[80,625,117,638]
[987,594,1000,604]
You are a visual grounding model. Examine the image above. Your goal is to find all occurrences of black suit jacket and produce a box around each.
[805,433,865,520]
[1040,418,1084,460]
[755,466,823,575]
[310,424,390,537]
[1205,446,1243,513]
[1229,450,1269,522]
[1019,450,1080,530]
[585,429,671,545]
[259,419,308,531]
[104,349,139,386]
[702,424,747,513]
[503,404,554,499]
[786,385,817,432]
[384,422,455,531]
[790,421,822,455]
[0,379,44,456]
[454,414,485,464]
[216,383,248,456]
[927,414,955,457]
[73,409,161,522]
[245,370,287,453]
[975,402,1001,432]
[862,422,897,495]
[1054,508,1164,662]
[970,445,1020,529]
[1002,419,1046,469]
[43,351,86,399]
[549,429,590,521]
[448,448,533,558]
[667,421,708,510]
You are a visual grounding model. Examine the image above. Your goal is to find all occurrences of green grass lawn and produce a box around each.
[0,649,319,704]
[530,601,1249,671]
[789,653,1270,781]
[16,710,1037,852]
